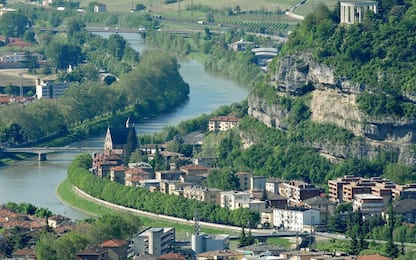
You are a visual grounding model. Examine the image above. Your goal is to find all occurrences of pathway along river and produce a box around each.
[0,32,250,220]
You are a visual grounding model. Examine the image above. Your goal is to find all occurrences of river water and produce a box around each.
[0,32,250,220]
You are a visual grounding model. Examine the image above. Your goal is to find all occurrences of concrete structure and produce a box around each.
[393,183,416,200]
[245,200,267,213]
[197,250,246,260]
[35,79,69,99]
[340,0,378,24]
[273,207,320,232]
[251,47,278,67]
[220,191,251,210]
[192,233,230,254]
[192,156,217,168]
[389,199,416,223]
[110,165,128,184]
[208,116,239,132]
[353,194,385,215]
[99,239,129,260]
[133,227,175,258]
[279,181,322,205]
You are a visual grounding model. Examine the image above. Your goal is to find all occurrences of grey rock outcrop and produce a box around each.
[247,52,416,164]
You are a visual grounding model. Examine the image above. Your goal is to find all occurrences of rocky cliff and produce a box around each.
[247,53,416,164]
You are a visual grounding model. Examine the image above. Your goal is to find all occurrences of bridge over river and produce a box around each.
[1,146,102,161]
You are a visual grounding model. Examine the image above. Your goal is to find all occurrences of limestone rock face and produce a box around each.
[247,52,416,164]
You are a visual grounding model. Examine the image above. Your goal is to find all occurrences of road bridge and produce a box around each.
[1,146,102,161]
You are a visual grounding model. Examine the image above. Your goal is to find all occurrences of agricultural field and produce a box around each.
[77,0,302,14]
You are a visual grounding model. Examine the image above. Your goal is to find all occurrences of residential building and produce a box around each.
[76,247,109,260]
[183,185,221,204]
[236,172,251,191]
[94,3,107,13]
[35,78,69,99]
[328,175,360,202]
[388,199,416,223]
[192,156,217,168]
[11,248,37,259]
[303,196,336,225]
[133,227,175,258]
[155,170,185,181]
[266,192,288,208]
[371,181,394,204]
[158,253,186,260]
[208,116,239,132]
[342,181,374,203]
[266,177,282,194]
[340,0,378,24]
[180,164,209,176]
[229,38,255,51]
[110,165,128,184]
[279,180,322,205]
[47,215,71,228]
[245,200,267,213]
[392,183,416,200]
[197,250,246,260]
[250,175,266,192]
[99,239,129,260]
[353,194,385,215]
[260,208,274,228]
[273,207,320,231]
[192,233,230,254]
[220,191,251,210]
[0,52,26,63]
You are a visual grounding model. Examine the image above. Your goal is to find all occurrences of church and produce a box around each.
[103,117,138,162]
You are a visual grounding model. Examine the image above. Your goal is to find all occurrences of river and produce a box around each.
[0,32,250,220]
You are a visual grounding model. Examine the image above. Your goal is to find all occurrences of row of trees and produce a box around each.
[68,154,260,228]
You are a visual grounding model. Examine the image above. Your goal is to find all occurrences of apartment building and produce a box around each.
[183,185,221,204]
[273,207,320,232]
[236,172,251,191]
[220,191,251,210]
[133,227,175,258]
[279,180,322,205]
[35,79,69,99]
[328,175,361,202]
[352,194,385,215]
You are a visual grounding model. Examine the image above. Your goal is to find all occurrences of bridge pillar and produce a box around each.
[38,153,47,161]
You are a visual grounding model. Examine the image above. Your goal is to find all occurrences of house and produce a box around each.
[35,78,69,99]
[273,207,320,231]
[99,239,129,260]
[110,165,128,184]
[192,233,230,254]
[47,214,71,228]
[76,247,109,260]
[340,0,378,24]
[132,227,175,258]
[192,156,217,168]
[303,196,336,225]
[208,116,239,132]
[94,3,107,13]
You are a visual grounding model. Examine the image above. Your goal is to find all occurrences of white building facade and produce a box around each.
[273,208,320,232]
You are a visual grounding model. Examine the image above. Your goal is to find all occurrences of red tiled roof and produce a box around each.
[209,115,239,122]
[158,253,186,260]
[100,239,128,248]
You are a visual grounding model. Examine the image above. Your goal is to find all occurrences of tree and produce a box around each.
[66,18,86,38]
[23,53,39,73]
[107,34,126,60]
[384,204,399,258]
[0,12,29,37]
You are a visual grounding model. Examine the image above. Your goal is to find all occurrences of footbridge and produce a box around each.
[1,146,102,161]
